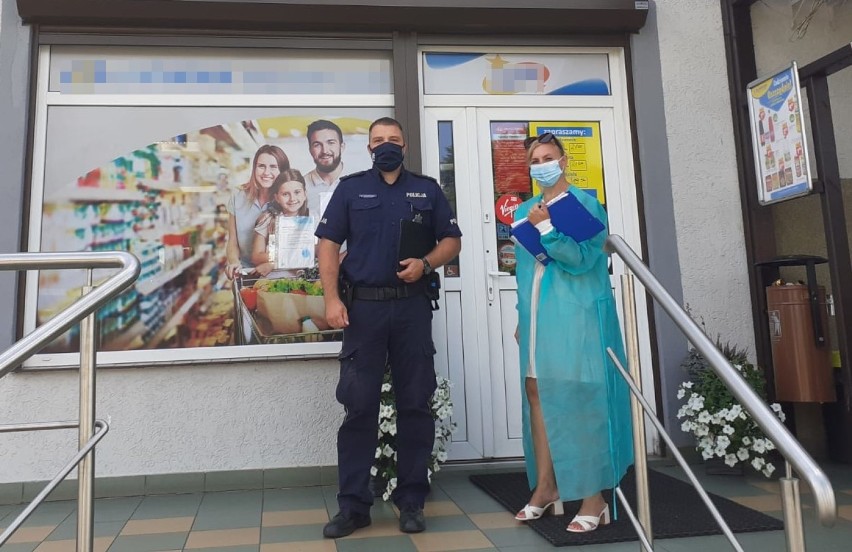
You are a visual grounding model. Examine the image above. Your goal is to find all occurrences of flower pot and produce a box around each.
[704,457,744,476]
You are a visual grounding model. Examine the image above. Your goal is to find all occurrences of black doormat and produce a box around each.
[469,469,784,547]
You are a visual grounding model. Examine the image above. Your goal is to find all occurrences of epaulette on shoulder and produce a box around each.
[339,170,368,182]
[409,171,440,185]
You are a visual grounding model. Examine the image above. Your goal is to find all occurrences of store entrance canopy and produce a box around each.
[17,0,648,34]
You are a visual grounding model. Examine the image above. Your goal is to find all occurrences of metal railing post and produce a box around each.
[781,462,806,552]
[0,251,138,549]
[621,273,653,549]
[77,271,96,552]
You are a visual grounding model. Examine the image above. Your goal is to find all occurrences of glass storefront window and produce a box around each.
[50,46,393,95]
[437,121,460,278]
[27,45,394,367]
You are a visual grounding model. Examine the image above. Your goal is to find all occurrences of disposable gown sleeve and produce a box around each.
[539,195,608,275]
[540,227,606,275]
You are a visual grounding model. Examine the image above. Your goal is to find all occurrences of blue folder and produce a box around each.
[510,191,605,265]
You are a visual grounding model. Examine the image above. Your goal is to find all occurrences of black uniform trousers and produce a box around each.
[335,294,437,515]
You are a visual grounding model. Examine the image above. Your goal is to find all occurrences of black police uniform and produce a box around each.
[315,167,461,515]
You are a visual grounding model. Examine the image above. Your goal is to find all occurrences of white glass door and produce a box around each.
[425,105,649,459]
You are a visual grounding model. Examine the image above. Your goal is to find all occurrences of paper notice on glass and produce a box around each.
[271,215,316,270]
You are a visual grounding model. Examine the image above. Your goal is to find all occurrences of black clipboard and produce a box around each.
[398,219,435,264]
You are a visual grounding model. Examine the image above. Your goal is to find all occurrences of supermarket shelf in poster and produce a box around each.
[146,290,202,349]
[135,250,205,296]
[64,187,146,203]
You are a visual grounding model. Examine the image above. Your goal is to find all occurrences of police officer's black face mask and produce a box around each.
[370,142,405,172]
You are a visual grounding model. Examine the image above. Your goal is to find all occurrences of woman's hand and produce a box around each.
[225,262,243,279]
[527,202,550,226]
[256,262,274,277]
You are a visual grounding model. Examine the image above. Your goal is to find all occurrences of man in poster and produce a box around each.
[305,119,346,218]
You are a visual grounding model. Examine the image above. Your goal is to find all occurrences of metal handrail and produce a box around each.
[0,251,139,552]
[0,420,110,547]
[0,251,139,378]
[608,345,744,552]
[604,235,836,526]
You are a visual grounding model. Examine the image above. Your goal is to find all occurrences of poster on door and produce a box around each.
[528,121,606,204]
[747,63,812,205]
[490,122,531,194]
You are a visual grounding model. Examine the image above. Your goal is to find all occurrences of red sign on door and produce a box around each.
[495,194,523,225]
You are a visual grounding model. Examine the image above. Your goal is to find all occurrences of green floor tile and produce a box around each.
[192,507,262,531]
[263,487,327,511]
[145,473,204,495]
[443,494,505,515]
[335,535,417,552]
[320,465,339,486]
[369,501,399,521]
[15,501,75,527]
[205,470,264,492]
[188,546,258,552]
[95,476,146,499]
[497,545,568,552]
[261,523,327,543]
[107,531,189,552]
[91,496,144,522]
[130,493,202,520]
[0,483,23,506]
[47,519,126,541]
[22,479,78,503]
[482,526,547,548]
[420,513,477,532]
[0,544,38,552]
[198,490,263,512]
[263,467,322,489]
[425,486,451,501]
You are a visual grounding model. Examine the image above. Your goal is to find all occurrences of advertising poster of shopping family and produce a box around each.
[747,63,812,205]
[37,115,378,355]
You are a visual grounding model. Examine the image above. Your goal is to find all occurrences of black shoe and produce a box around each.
[323,510,371,538]
[399,507,426,533]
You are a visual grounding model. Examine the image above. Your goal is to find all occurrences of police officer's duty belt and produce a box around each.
[352,282,426,301]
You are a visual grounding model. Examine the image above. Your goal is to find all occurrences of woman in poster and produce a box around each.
[513,133,633,533]
[225,144,290,278]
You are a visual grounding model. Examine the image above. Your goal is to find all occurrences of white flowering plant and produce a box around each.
[676,343,786,478]
[370,368,456,501]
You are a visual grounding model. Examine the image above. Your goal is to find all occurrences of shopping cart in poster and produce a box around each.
[232,274,342,345]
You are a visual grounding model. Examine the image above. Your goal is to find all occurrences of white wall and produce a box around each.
[0,360,342,483]
[654,0,756,351]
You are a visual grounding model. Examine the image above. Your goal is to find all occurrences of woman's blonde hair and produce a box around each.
[525,135,565,164]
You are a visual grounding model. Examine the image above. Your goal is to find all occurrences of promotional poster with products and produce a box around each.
[747,63,812,205]
[36,115,378,355]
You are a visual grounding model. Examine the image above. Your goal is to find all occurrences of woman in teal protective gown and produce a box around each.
[513,134,633,533]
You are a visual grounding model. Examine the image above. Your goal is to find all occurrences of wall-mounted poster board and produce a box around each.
[747,63,813,206]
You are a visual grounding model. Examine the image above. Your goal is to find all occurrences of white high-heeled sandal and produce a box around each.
[566,503,610,533]
[514,499,564,521]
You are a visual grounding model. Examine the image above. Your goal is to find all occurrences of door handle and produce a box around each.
[487,271,510,301]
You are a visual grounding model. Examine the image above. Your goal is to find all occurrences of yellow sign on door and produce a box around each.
[528,121,605,204]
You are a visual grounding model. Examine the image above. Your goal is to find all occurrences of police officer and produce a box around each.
[315,117,462,538]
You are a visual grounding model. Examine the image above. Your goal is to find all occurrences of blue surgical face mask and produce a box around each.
[529,158,564,188]
[370,142,405,172]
